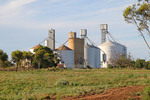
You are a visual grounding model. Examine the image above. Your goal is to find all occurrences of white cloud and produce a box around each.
[0,0,131,30]
[0,0,37,19]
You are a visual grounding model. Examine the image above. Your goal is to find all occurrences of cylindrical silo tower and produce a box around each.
[84,44,100,68]
[48,28,55,50]
[68,32,84,69]
[101,24,108,44]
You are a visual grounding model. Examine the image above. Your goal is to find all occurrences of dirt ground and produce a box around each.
[65,86,144,100]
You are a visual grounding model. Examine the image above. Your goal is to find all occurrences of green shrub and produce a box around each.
[135,59,146,69]
[55,78,69,87]
[49,66,63,71]
[86,65,92,69]
[128,73,134,78]
[142,86,150,100]
[135,59,142,68]
[146,64,150,70]
[135,92,141,96]
[107,64,113,69]
[70,82,80,86]
[143,74,148,78]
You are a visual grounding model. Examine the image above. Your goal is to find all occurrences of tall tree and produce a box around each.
[44,52,55,67]
[27,51,33,67]
[34,49,45,69]
[22,51,28,67]
[123,0,150,49]
[11,50,23,72]
[0,49,8,68]
[22,51,33,68]
[33,46,54,69]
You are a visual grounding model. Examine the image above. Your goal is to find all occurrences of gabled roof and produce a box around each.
[31,44,42,49]
[56,45,72,50]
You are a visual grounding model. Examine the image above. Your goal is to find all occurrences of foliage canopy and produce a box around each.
[33,46,54,69]
[123,0,150,49]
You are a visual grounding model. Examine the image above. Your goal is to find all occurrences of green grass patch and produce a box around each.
[0,69,150,99]
[142,86,150,100]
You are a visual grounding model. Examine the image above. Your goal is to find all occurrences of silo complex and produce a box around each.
[84,44,100,68]
[41,26,127,69]
[98,40,127,68]
[68,32,84,69]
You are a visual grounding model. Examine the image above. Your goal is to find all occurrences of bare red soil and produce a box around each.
[65,86,144,100]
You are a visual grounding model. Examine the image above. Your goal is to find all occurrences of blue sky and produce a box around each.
[0,0,150,60]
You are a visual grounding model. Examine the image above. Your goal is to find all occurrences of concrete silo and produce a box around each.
[48,28,55,50]
[68,32,84,69]
[98,40,127,68]
[55,45,74,69]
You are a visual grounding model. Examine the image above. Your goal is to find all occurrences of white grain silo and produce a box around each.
[80,29,100,68]
[84,44,100,68]
[56,45,74,69]
[98,40,127,68]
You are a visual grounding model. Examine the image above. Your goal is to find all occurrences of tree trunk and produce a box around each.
[38,61,41,70]
[16,62,18,72]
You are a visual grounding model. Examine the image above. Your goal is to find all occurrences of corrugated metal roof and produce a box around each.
[100,40,125,47]
[56,45,72,50]
[84,44,100,49]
